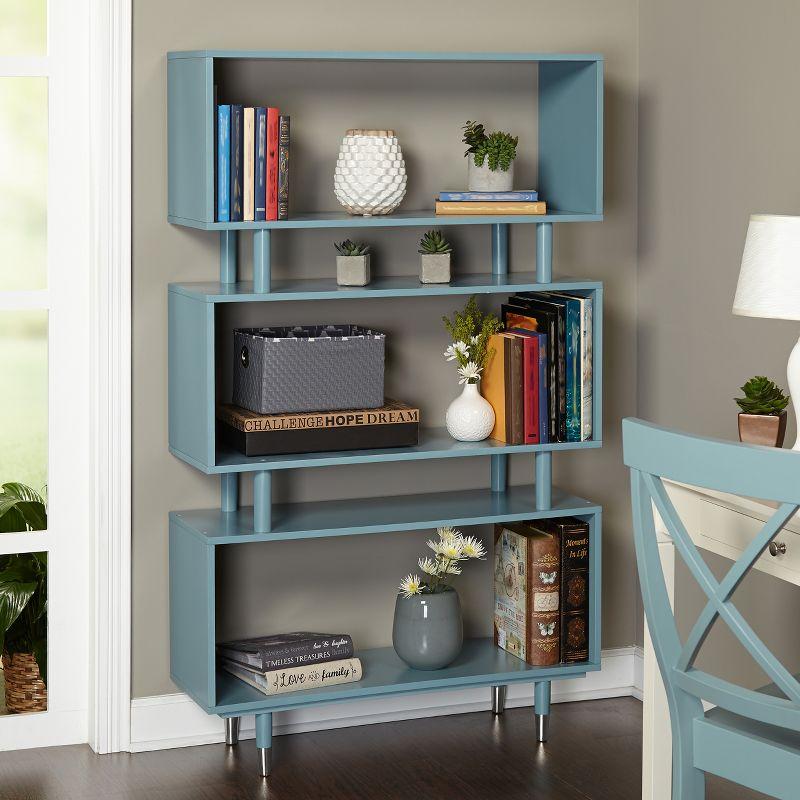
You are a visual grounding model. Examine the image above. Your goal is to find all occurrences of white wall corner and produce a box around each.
[130,646,643,753]
[633,645,644,700]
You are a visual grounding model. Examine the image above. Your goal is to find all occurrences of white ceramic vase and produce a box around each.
[445,382,495,442]
[334,129,407,216]
[467,159,514,192]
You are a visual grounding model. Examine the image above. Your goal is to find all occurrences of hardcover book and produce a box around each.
[254,107,267,221]
[545,293,581,441]
[532,517,591,663]
[482,333,523,444]
[216,105,231,222]
[221,657,363,696]
[217,399,420,457]
[438,190,539,202]
[217,632,354,672]
[506,330,540,445]
[435,201,546,215]
[277,115,290,220]
[266,107,280,221]
[229,104,244,222]
[493,521,561,666]
[243,107,255,222]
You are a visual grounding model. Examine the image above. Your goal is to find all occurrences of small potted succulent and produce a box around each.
[393,526,486,670]
[462,120,519,192]
[418,229,453,284]
[735,375,789,447]
[334,239,371,286]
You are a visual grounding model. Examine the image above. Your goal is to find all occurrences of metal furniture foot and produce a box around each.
[534,680,551,742]
[255,712,273,777]
[224,716,240,746]
[491,685,507,715]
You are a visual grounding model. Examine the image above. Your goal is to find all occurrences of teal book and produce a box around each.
[547,293,582,442]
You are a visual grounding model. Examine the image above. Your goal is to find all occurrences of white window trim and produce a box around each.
[88,0,132,754]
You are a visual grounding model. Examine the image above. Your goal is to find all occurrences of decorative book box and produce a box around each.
[232,324,385,414]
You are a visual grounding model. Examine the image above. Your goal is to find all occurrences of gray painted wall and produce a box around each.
[637,0,800,661]
[133,0,639,697]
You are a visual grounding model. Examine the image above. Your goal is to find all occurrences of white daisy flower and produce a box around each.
[437,540,464,561]
[460,535,486,560]
[443,562,462,575]
[398,573,424,598]
[437,526,460,543]
[443,343,459,361]
[454,340,470,358]
[470,334,480,345]
[418,557,440,577]
[458,361,482,385]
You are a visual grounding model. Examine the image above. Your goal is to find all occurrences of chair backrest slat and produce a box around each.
[623,417,800,733]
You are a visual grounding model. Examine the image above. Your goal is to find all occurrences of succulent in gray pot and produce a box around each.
[462,120,519,191]
[735,376,789,447]
[418,229,453,284]
[334,239,371,287]
[393,527,486,670]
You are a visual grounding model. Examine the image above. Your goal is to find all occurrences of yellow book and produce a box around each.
[482,333,509,442]
[243,107,255,221]
[435,200,546,216]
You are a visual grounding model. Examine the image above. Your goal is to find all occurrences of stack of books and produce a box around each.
[217,399,420,457]
[493,517,591,666]
[434,190,545,216]
[483,291,593,445]
[216,105,290,222]
[218,632,363,696]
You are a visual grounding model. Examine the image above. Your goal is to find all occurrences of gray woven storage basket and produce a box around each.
[232,325,385,414]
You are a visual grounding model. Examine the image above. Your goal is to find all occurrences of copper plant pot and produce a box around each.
[737,411,787,448]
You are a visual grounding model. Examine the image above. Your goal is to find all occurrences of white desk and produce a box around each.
[643,481,800,800]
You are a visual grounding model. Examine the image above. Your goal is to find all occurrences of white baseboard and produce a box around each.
[0,708,88,752]
[632,645,644,701]
[130,646,644,753]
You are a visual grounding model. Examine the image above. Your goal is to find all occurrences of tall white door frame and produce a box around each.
[88,0,133,754]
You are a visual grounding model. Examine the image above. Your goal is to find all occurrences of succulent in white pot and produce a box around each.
[418,229,453,284]
[462,120,519,192]
[334,239,371,287]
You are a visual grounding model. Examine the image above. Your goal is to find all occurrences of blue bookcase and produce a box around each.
[166,50,604,778]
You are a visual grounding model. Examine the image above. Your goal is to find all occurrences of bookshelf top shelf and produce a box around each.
[167,50,604,63]
[168,210,602,231]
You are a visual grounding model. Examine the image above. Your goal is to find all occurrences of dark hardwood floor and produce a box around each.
[0,698,767,800]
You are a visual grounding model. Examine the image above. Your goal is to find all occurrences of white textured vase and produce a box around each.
[334,129,407,216]
[445,382,495,442]
[467,159,514,192]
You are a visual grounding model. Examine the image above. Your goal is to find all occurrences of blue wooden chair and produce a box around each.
[622,418,800,800]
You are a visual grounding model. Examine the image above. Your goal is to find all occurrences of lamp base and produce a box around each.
[788,333,800,450]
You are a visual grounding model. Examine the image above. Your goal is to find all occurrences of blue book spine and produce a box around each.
[216,105,231,222]
[561,298,581,441]
[254,108,267,221]
[534,331,549,443]
[230,104,244,222]
[438,190,539,202]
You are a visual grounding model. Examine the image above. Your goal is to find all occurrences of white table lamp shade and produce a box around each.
[733,214,800,320]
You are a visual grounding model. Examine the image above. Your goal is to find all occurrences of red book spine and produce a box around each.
[266,107,280,221]
[522,335,539,444]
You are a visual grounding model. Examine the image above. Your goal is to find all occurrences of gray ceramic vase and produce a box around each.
[392,588,463,670]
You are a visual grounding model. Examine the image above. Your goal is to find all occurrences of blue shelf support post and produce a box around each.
[220,230,237,284]
[253,470,272,533]
[534,680,551,742]
[490,454,507,493]
[255,712,272,777]
[536,222,553,283]
[491,223,509,276]
[535,453,552,511]
[220,473,238,513]
[254,229,271,293]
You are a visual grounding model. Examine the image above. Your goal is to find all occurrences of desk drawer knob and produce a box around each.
[769,541,787,557]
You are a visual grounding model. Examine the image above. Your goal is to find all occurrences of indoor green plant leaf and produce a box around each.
[0,483,47,533]
[0,576,37,656]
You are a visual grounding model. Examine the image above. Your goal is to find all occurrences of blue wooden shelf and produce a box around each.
[206,638,600,715]
[168,210,602,231]
[170,485,601,545]
[169,274,603,304]
[170,429,602,475]
[168,50,604,63]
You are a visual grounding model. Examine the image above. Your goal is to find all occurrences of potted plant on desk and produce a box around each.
[735,375,789,447]
[0,483,47,713]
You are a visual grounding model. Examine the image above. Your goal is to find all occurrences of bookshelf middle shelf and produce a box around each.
[170,484,601,545]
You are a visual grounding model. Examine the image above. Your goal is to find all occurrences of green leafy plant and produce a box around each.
[462,120,518,172]
[418,229,453,255]
[442,295,503,384]
[0,484,47,683]
[735,376,789,416]
[334,239,371,257]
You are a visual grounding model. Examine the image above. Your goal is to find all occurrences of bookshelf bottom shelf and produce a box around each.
[204,638,600,716]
